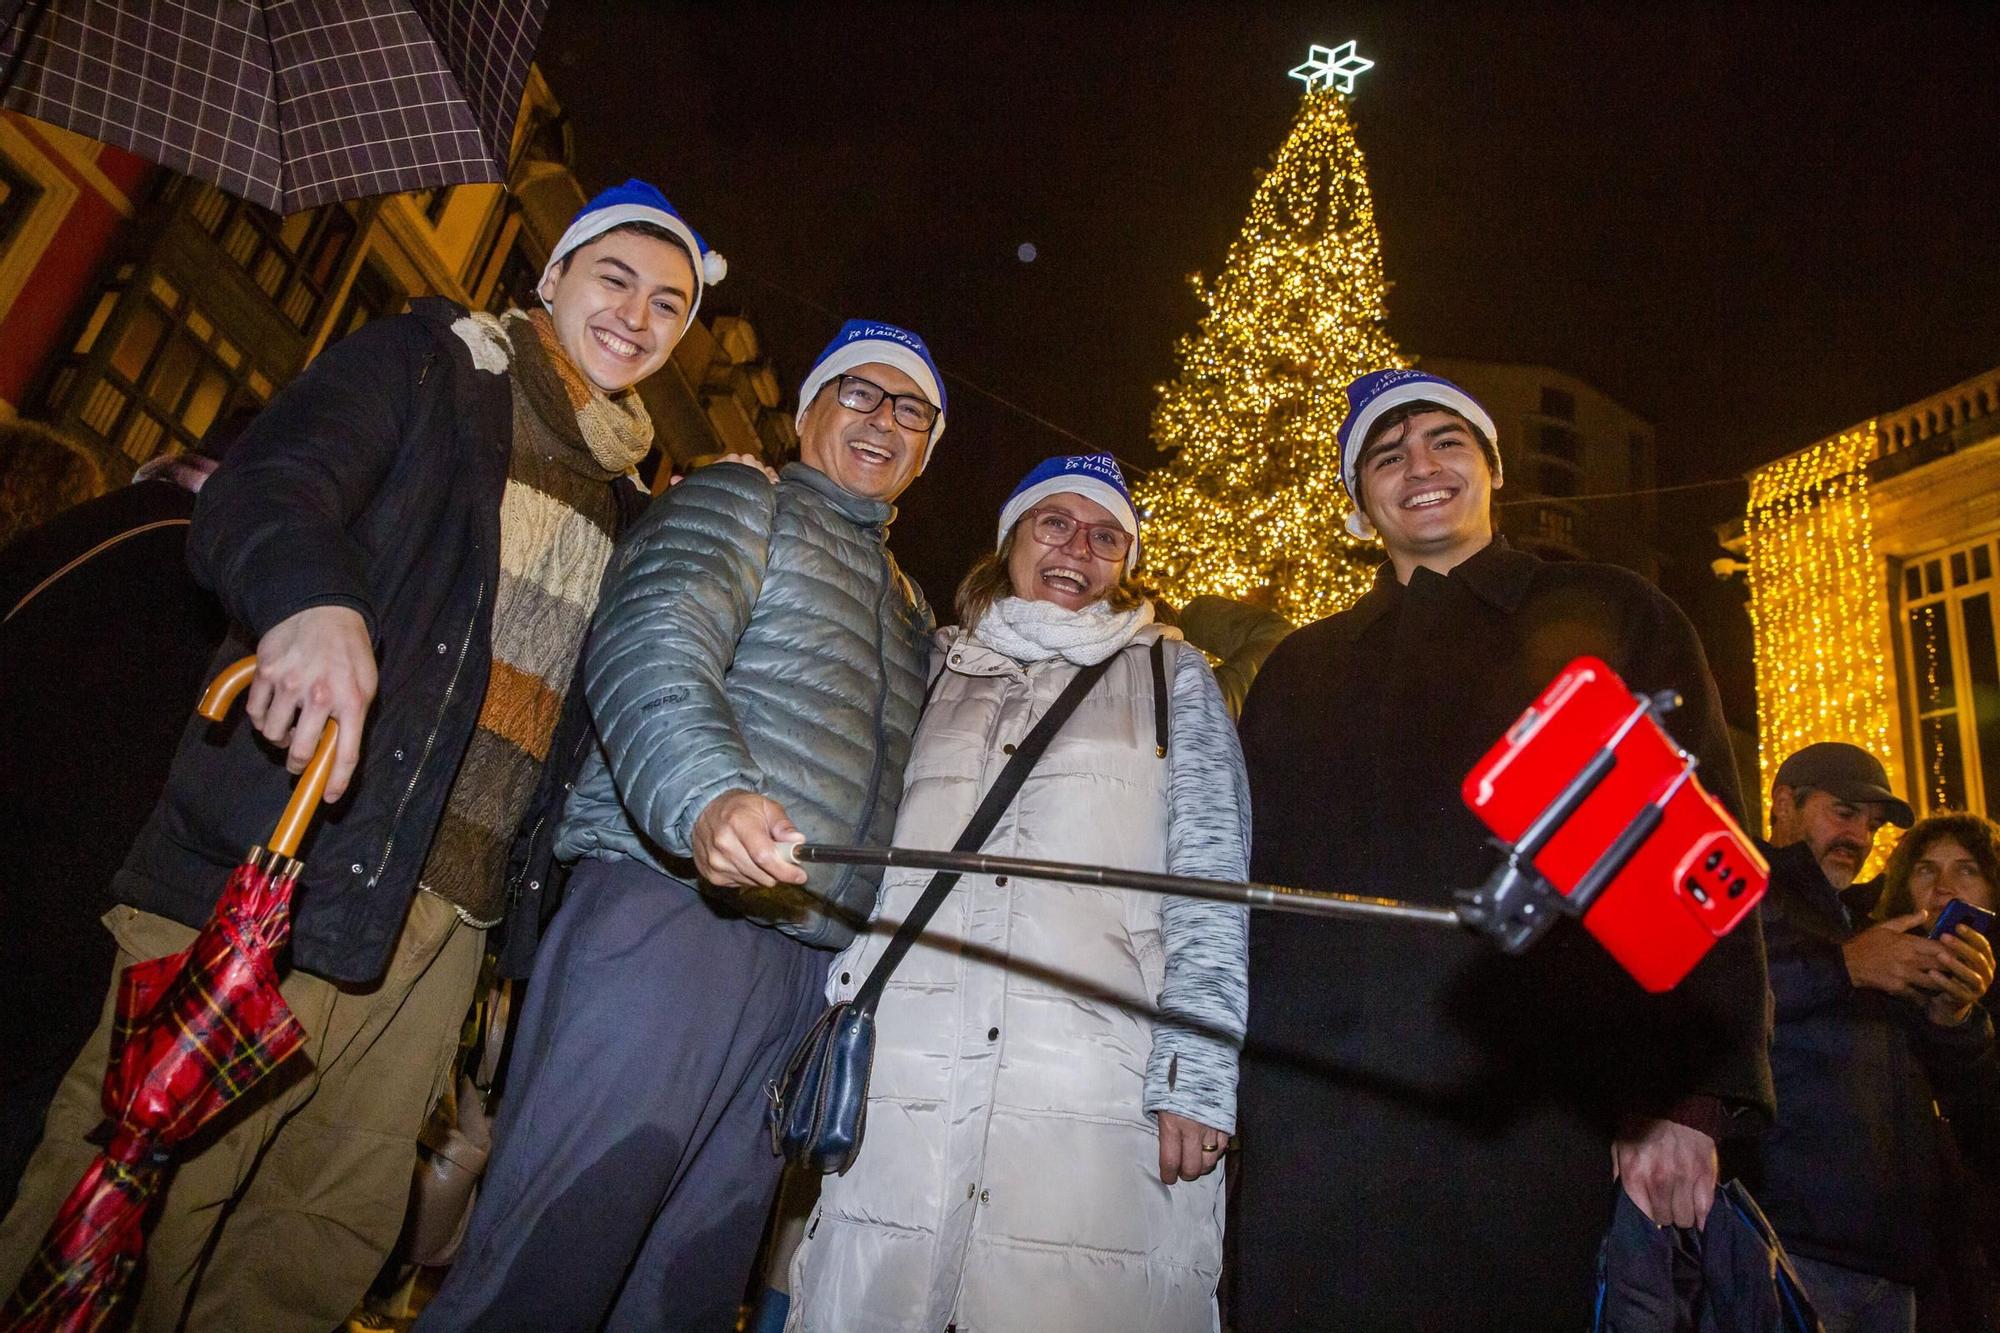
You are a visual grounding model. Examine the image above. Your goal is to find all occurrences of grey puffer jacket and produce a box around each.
[556,461,932,949]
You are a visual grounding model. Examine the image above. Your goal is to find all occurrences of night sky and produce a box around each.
[537,2,1999,711]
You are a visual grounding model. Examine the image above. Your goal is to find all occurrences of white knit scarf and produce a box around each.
[972,595,1154,665]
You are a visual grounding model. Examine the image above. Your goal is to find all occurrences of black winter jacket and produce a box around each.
[1233,539,1774,1331]
[1733,839,1999,1286]
[113,298,643,984]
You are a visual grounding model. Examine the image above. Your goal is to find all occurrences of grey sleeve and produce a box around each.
[1144,642,1252,1134]
[582,463,776,858]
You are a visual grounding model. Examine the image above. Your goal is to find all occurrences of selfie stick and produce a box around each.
[780,689,1694,952]
[779,842,1462,930]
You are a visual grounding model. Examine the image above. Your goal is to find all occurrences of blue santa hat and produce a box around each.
[1335,368,1501,539]
[795,320,948,468]
[540,179,726,328]
[996,454,1142,571]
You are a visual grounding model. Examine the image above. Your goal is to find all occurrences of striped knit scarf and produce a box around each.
[419,310,652,923]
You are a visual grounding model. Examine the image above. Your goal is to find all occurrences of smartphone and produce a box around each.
[1461,656,1767,993]
[1930,898,1997,942]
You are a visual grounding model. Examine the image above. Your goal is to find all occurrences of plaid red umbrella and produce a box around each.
[2,657,329,1332]
[0,0,548,213]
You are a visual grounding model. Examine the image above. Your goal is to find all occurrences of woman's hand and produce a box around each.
[1924,926,1997,1027]
[1157,1111,1228,1184]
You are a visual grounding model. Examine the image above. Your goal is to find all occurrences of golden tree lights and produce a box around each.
[1744,424,1896,808]
[1134,83,1405,625]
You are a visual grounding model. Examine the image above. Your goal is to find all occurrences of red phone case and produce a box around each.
[1461,657,1767,992]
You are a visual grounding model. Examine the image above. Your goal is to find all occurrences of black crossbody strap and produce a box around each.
[849,652,1117,1015]
[1150,637,1169,758]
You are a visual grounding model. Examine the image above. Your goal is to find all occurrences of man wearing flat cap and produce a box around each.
[1740,741,1996,1332]
[1233,369,1775,1329]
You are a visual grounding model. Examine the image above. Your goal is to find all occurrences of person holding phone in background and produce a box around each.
[1739,745,1999,1333]
[1876,814,2000,1333]
[1878,813,2000,938]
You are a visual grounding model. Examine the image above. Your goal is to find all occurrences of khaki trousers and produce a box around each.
[0,891,481,1333]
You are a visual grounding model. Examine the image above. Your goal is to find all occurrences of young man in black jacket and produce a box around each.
[1233,369,1775,1331]
[1740,742,1995,1333]
[0,179,722,1332]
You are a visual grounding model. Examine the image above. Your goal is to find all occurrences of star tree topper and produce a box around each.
[1288,40,1374,95]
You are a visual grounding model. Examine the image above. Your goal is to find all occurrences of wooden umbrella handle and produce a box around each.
[198,655,339,860]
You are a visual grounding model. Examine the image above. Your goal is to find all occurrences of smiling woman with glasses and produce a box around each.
[833,373,940,433]
[785,453,1247,1333]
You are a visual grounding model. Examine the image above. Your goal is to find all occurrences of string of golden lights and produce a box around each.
[1744,423,1896,808]
[1135,85,1404,625]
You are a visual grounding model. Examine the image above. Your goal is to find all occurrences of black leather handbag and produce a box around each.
[767,653,1115,1175]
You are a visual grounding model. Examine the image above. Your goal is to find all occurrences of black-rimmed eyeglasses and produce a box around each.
[835,374,940,434]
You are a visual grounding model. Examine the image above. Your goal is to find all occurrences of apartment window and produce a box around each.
[1901,537,2000,818]
[0,152,43,252]
[182,181,360,331]
[1537,424,1581,465]
[47,268,272,463]
[405,186,457,227]
[487,242,542,315]
[1537,460,1581,498]
[1539,386,1575,421]
[329,259,406,341]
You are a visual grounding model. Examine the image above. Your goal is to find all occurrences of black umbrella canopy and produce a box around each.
[0,0,547,214]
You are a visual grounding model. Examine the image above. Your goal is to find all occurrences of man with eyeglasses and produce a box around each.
[418,321,944,1332]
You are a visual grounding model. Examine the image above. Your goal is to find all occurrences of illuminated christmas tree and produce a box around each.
[1136,44,1405,624]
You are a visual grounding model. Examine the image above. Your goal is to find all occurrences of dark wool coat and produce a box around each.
[1232,539,1775,1333]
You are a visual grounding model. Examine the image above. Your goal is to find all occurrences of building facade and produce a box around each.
[1421,357,1659,578]
[1731,365,2000,820]
[0,69,792,546]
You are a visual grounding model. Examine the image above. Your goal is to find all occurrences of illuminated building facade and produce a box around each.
[1730,366,2000,819]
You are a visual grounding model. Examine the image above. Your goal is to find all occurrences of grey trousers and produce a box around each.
[415,857,828,1333]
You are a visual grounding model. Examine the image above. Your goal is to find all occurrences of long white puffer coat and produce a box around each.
[787,624,1250,1333]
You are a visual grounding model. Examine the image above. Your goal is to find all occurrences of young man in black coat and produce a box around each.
[1232,369,1775,1331]
[0,180,721,1332]
[1740,744,1995,1332]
